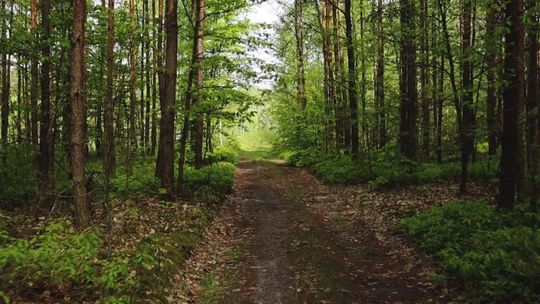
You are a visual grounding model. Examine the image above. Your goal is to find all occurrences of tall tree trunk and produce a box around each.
[159,0,177,195]
[526,0,538,174]
[460,0,474,194]
[294,0,307,110]
[128,0,137,171]
[1,0,10,164]
[420,0,429,158]
[70,0,90,228]
[150,0,157,156]
[399,0,418,159]
[344,0,358,156]
[144,0,151,154]
[192,0,206,169]
[105,0,116,178]
[30,0,39,146]
[499,0,526,208]
[375,0,386,148]
[37,0,53,206]
[155,0,165,178]
[486,6,498,155]
[178,0,204,194]
[320,0,334,153]
[359,0,367,148]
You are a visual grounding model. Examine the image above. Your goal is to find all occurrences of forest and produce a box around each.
[0,0,540,302]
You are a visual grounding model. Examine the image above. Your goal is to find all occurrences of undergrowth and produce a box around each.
[401,201,540,302]
[280,147,498,187]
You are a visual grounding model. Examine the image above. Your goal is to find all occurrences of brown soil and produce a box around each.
[180,158,462,303]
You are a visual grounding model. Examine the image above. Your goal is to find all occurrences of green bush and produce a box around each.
[401,201,540,302]
[208,146,239,164]
[0,145,36,207]
[312,157,366,185]
[0,220,161,302]
[111,162,160,197]
[184,162,236,203]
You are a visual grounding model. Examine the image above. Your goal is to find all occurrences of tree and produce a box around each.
[104,0,116,178]
[374,0,386,148]
[192,0,206,170]
[70,0,90,227]
[499,0,526,208]
[158,0,177,195]
[399,0,418,159]
[294,0,307,110]
[178,0,205,194]
[344,0,358,156]
[37,0,53,206]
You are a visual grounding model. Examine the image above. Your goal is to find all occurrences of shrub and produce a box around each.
[111,162,160,197]
[208,146,239,164]
[312,157,366,185]
[0,145,36,207]
[401,201,540,302]
[401,201,499,252]
[183,162,236,203]
[0,220,162,302]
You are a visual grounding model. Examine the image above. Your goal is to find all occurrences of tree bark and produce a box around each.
[37,0,53,206]
[1,0,10,162]
[460,0,474,194]
[192,0,206,169]
[159,0,177,195]
[104,0,116,178]
[30,0,39,146]
[178,0,205,194]
[128,0,137,171]
[526,0,538,174]
[499,0,526,208]
[70,0,90,228]
[399,0,418,159]
[294,0,307,110]
[486,6,498,155]
[375,0,386,148]
[344,0,358,156]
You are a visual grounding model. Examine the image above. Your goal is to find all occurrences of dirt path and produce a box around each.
[180,159,451,303]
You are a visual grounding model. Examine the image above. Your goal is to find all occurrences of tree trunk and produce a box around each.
[420,0,429,159]
[499,0,526,208]
[30,0,38,146]
[128,0,137,171]
[1,0,10,163]
[344,0,358,156]
[294,0,307,110]
[150,0,157,156]
[105,0,116,178]
[486,6,498,156]
[399,0,418,159]
[375,0,386,148]
[192,0,206,170]
[178,0,204,194]
[70,0,90,228]
[159,0,177,195]
[37,0,53,206]
[155,0,165,178]
[460,0,474,194]
[526,0,538,174]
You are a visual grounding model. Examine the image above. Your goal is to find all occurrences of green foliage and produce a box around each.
[401,201,540,302]
[0,220,101,299]
[110,162,160,197]
[184,162,236,203]
[0,220,167,302]
[0,145,36,207]
[282,147,499,187]
[207,145,240,164]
